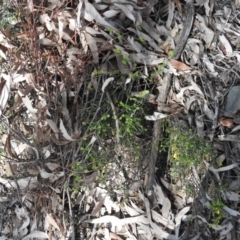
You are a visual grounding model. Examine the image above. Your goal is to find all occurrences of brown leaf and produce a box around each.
[220,44,227,55]
[219,118,233,128]
[91,197,105,217]
[15,32,33,39]
[0,31,15,48]
[22,123,33,135]
[4,134,19,159]
[45,212,60,231]
[109,232,124,240]
[0,79,6,96]
[169,59,192,71]
[0,45,8,59]
[174,0,183,15]
[8,94,22,112]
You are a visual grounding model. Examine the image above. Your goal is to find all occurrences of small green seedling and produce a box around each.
[122,55,129,65]
[136,25,142,30]
[129,71,139,79]
[114,48,122,54]
[92,69,104,76]
[168,50,175,58]
[107,27,115,35]
[139,37,145,44]
[118,35,123,41]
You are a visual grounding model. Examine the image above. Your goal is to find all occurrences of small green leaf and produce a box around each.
[114,48,122,54]
[139,37,145,44]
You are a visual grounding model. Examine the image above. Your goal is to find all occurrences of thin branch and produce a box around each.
[106,91,120,147]
[145,73,172,198]
[66,182,75,240]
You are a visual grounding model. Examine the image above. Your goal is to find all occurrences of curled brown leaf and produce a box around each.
[219,118,234,128]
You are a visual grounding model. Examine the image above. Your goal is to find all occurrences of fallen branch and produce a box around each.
[145,73,172,198]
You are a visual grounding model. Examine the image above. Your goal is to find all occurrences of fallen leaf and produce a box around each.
[39,13,55,31]
[150,221,177,240]
[151,210,175,230]
[176,79,204,104]
[59,118,77,141]
[209,164,239,175]
[195,14,214,48]
[18,90,38,114]
[223,206,240,217]
[175,206,190,238]
[202,54,217,76]
[84,2,115,28]
[45,212,60,231]
[0,48,7,60]
[22,231,49,240]
[109,233,123,240]
[102,77,114,92]
[114,4,135,23]
[127,27,159,51]
[26,0,33,14]
[145,112,168,121]
[169,59,192,71]
[0,31,15,48]
[226,191,240,201]
[123,203,140,216]
[0,79,6,97]
[218,134,240,142]
[220,222,233,239]
[84,33,99,64]
[46,119,59,139]
[219,118,233,128]
[153,183,171,218]
[86,215,149,226]
[0,74,11,116]
[219,34,232,56]
[174,0,182,14]
[45,162,60,171]
[166,0,174,29]
[91,197,105,217]
[103,10,120,18]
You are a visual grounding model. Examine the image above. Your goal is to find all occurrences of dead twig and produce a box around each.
[145,73,172,198]
[66,181,75,240]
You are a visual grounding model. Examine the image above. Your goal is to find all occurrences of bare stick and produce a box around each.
[66,182,75,240]
[145,73,172,198]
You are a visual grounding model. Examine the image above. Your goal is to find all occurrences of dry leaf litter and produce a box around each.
[0,0,240,239]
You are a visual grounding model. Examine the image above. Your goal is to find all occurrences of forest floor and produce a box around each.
[1,0,240,239]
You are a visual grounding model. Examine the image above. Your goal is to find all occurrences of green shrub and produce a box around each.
[159,125,215,196]
[169,127,213,181]
[71,96,146,192]
[209,199,226,225]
